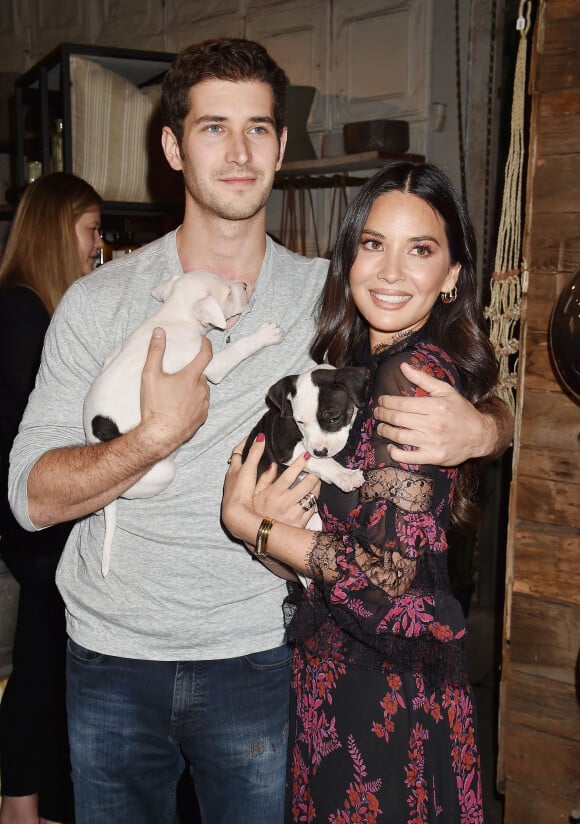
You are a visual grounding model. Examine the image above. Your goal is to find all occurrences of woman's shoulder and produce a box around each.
[0,284,48,324]
[409,338,457,379]
[374,334,460,393]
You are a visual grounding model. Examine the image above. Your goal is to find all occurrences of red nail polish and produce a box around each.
[304,451,311,460]
[256,433,265,442]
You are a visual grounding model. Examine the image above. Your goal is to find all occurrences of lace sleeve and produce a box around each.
[300,343,463,655]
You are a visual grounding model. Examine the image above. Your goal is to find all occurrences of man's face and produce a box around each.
[162,79,287,222]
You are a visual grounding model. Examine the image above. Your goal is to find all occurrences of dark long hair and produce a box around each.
[162,38,289,150]
[311,161,499,527]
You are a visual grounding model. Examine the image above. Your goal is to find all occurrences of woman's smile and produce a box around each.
[349,190,460,349]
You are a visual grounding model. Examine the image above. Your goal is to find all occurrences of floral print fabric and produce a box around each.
[285,336,483,823]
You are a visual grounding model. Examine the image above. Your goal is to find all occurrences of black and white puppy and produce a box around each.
[242,364,369,586]
[243,364,370,492]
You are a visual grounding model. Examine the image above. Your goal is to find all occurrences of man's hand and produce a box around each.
[374,362,513,466]
[139,328,212,456]
[27,330,214,530]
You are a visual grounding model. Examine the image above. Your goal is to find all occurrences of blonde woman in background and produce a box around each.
[0,172,103,824]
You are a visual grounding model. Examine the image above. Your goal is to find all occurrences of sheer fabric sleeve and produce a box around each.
[301,343,465,663]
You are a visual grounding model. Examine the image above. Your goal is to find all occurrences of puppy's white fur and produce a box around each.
[84,269,283,576]
[258,364,368,587]
[290,366,365,587]
[286,365,364,492]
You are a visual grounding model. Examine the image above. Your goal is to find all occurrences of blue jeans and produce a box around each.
[66,639,292,824]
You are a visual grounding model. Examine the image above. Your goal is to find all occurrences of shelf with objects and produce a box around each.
[276,149,426,181]
[273,150,426,257]
[14,42,183,251]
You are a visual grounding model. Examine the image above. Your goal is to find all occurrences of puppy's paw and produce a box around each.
[332,466,365,492]
[259,322,284,345]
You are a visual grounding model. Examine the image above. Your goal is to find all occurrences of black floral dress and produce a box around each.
[285,334,483,824]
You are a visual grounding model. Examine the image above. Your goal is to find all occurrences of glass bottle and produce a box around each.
[110,232,124,260]
[121,230,140,254]
[51,119,64,172]
[96,230,112,266]
[26,160,43,184]
[111,221,141,258]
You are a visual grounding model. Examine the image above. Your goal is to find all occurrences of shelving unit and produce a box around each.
[272,150,426,256]
[278,149,425,177]
[274,150,426,195]
[14,43,180,243]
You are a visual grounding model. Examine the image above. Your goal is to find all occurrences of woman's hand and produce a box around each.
[222,434,321,546]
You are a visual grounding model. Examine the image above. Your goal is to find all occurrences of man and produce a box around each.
[9,38,511,824]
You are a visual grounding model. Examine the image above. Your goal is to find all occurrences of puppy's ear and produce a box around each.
[267,375,297,417]
[334,367,370,408]
[151,274,180,302]
[195,296,227,329]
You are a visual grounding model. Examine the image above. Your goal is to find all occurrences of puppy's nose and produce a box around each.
[313,447,328,458]
[242,282,248,290]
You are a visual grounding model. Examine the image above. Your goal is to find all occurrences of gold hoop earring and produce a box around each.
[440,286,457,304]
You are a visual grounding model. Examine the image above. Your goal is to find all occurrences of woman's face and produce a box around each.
[75,207,103,274]
[349,190,460,350]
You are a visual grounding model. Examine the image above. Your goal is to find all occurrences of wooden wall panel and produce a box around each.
[513,523,580,605]
[501,3,580,818]
[519,387,580,450]
[535,17,580,92]
[509,593,579,684]
[504,726,580,802]
[504,671,580,740]
[525,273,572,327]
[538,90,580,156]
[531,155,580,214]
[518,445,580,485]
[527,213,580,272]
[523,329,560,392]
[504,780,578,823]
[545,0,580,23]
[517,475,580,529]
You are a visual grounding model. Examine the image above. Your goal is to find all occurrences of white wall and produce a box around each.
[0,0,504,259]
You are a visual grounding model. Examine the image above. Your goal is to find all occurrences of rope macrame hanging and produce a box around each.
[484,1,531,415]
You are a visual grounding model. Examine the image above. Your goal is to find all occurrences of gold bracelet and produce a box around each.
[255,517,275,558]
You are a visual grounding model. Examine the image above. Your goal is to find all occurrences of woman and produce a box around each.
[0,172,103,824]
[222,161,498,823]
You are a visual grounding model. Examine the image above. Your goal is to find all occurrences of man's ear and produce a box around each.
[162,126,183,172]
[275,127,288,172]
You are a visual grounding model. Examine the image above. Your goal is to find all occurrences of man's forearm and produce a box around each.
[477,395,514,460]
[27,426,165,528]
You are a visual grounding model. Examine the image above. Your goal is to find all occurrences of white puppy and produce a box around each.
[84,269,283,576]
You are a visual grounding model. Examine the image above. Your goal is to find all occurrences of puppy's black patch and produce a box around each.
[311,367,369,433]
[242,380,301,478]
[242,366,369,477]
[92,414,121,443]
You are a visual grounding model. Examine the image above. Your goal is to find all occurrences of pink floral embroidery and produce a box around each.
[377,594,435,637]
[329,736,383,824]
[371,673,406,743]
[405,723,430,820]
[442,686,484,823]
